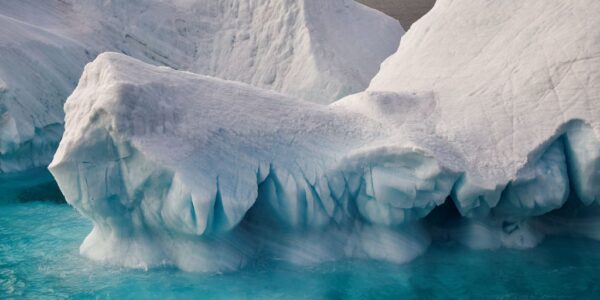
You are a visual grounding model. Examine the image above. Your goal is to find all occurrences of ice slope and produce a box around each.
[365,0,600,215]
[0,12,89,172]
[50,0,600,271]
[0,0,401,173]
[67,0,403,103]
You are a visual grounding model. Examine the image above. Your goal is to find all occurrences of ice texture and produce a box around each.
[0,11,88,172]
[49,53,440,271]
[0,0,402,172]
[50,0,600,271]
[367,0,600,213]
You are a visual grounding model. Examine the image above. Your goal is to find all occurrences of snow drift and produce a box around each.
[0,0,401,173]
[50,0,600,271]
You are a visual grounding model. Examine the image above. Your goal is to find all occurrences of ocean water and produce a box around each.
[2,201,600,299]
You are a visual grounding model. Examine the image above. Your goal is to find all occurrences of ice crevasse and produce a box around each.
[50,0,600,272]
[0,0,401,173]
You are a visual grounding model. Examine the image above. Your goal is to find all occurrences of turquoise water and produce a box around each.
[2,201,600,299]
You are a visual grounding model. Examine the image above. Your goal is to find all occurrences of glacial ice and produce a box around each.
[0,12,88,172]
[565,123,600,206]
[0,0,401,173]
[49,0,600,271]
[49,53,440,271]
[367,0,600,215]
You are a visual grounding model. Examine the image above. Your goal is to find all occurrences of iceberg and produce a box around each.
[50,0,600,271]
[0,12,88,172]
[363,0,600,246]
[0,0,401,173]
[50,53,437,270]
[363,0,600,248]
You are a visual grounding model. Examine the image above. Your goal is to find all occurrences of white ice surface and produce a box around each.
[365,0,600,213]
[49,0,600,271]
[0,0,402,172]
[49,53,441,271]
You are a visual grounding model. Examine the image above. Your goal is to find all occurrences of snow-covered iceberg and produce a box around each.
[50,0,600,271]
[0,10,88,172]
[0,0,401,173]
[50,53,437,270]
[362,0,600,247]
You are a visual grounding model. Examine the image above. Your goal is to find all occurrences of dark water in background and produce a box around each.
[1,200,600,299]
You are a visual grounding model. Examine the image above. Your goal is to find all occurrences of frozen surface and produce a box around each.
[0,11,88,172]
[50,0,600,271]
[367,0,600,213]
[0,0,401,172]
[51,53,438,271]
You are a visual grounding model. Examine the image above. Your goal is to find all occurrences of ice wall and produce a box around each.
[50,53,440,270]
[49,0,600,272]
[0,0,401,173]
[366,0,600,214]
[51,53,599,272]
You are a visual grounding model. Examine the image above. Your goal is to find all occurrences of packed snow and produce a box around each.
[0,0,401,173]
[41,0,600,271]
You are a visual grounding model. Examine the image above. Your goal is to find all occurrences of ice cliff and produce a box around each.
[0,0,401,173]
[362,0,600,247]
[51,52,443,270]
[49,0,599,271]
